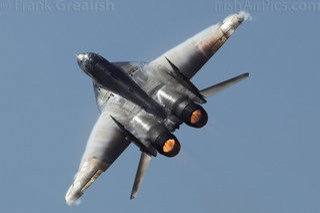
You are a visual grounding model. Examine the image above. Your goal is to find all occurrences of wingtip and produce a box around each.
[238,72,250,80]
[240,72,249,78]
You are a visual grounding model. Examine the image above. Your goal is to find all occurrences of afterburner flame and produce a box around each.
[163,139,176,153]
[190,109,202,124]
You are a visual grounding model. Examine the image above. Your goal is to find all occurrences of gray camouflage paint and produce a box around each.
[65,12,246,205]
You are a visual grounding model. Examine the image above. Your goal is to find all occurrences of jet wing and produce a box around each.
[149,12,246,80]
[65,110,130,205]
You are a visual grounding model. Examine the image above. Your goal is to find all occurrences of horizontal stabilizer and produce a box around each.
[130,152,152,199]
[200,73,249,98]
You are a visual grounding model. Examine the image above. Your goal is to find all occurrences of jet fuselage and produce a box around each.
[65,12,249,205]
[77,53,165,118]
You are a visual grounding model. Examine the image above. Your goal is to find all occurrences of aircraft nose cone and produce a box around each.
[76,53,89,65]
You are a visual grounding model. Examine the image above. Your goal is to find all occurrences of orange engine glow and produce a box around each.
[190,109,202,124]
[163,139,176,153]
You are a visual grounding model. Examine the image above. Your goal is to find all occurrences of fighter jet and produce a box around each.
[65,12,249,205]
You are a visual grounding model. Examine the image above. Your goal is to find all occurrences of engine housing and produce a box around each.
[157,87,208,128]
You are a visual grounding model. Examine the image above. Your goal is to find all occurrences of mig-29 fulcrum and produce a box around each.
[65,12,250,205]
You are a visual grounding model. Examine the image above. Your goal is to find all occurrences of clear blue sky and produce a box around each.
[1,0,319,212]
